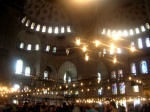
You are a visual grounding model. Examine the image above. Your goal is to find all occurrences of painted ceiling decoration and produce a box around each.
[21,0,72,34]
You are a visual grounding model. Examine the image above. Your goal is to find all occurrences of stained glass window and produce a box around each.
[25,67,30,76]
[118,69,123,77]
[44,71,48,80]
[52,47,57,53]
[111,71,116,79]
[131,63,136,75]
[145,38,150,47]
[112,83,117,94]
[64,73,66,83]
[98,73,101,82]
[119,82,125,94]
[138,38,143,49]
[15,59,23,74]
[98,89,102,95]
[140,61,148,74]
[133,85,139,92]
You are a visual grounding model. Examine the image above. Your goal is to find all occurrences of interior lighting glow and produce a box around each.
[107,29,111,36]
[117,48,121,54]
[102,28,106,34]
[113,56,117,63]
[13,84,20,91]
[117,30,122,37]
[110,43,115,54]
[94,40,100,47]
[85,53,89,61]
[123,30,128,37]
[76,37,81,46]
[112,31,119,40]
[131,42,135,52]
[82,45,87,52]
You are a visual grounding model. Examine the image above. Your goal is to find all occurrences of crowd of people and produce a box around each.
[0,101,150,112]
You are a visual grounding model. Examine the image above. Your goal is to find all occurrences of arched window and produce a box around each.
[98,88,102,95]
[64,72,71,83]
[68,76,71,83]
[135,28,140,34]
[44,71,48,80]
[138,38,143,49]
[52,47,57,53]
[111,71,116,79]
[131,63,136,75]
[129,29,134,35]
[133,85,139,92]
[67,26,71,33]
[61,26,65,33]
[119,82,125,94]
[42,26,46,33]
[145,37,150,47]
[64,73,67,83]
[98,73,101,82]
[35,44,39,51]
[25,67,30,76]
[20,42,24,49]
[15,59,23,74]
[46,45,50,52]
[31,23,35,29]
[140,61,148,74]
[118,69,123,77]
[112,83,117,95]
[21,17,26,23]
[36,24,41,31]
[141,25,145,32]
[25,20,30,27]
[54,27,59,34]
[48,27,52,33]
[27,44,32,50]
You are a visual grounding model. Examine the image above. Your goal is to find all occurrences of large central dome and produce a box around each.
[25,0,70,24]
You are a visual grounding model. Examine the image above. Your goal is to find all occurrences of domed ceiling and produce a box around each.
[25,0,70,24]
[21,0,72,34]
[102,3,148,30]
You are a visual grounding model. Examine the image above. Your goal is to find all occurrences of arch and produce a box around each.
[97,62,108,80]
[58,61,77,82]
[43,65,57,80]
[140,60,148,74]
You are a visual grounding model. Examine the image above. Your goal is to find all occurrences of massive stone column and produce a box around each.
[145,0,150,22]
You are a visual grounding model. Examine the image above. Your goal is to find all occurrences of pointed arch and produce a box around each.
[58,61,77,83]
